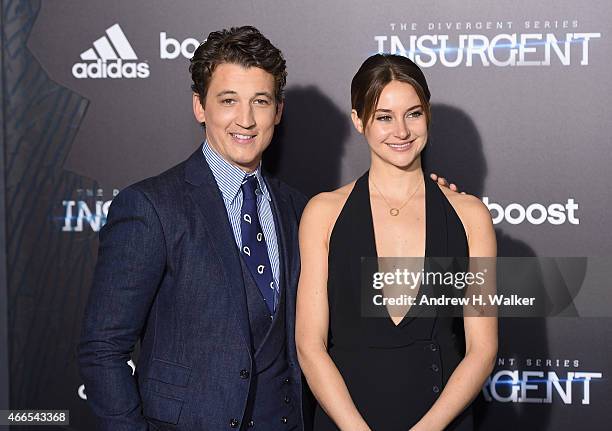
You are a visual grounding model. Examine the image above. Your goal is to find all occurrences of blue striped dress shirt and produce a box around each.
[202,142,281,297]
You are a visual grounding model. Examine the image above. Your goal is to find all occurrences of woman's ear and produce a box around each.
[351,109,364,134]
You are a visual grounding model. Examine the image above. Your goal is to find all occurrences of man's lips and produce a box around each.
[229,132,257,143]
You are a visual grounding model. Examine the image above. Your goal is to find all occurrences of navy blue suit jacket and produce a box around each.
[78,147,308,430]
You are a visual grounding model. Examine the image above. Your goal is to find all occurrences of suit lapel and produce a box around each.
[184,147,251,355]
[264,176,294,299]
[264,175,301,365]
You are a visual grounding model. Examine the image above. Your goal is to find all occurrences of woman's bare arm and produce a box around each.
[411,192,498,431]
[296,192,371,431]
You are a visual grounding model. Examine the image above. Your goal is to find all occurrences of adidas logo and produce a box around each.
[72,24,150,79]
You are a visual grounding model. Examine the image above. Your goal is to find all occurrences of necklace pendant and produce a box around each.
[390,208,400,216]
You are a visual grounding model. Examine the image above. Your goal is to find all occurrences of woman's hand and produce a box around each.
[429,172,465,194]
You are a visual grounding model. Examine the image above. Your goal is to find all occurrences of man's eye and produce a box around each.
[253,99,270,105]
[221,99,236,105]
[376,115,392,121]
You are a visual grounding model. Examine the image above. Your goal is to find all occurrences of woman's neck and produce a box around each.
[368,156,424,201]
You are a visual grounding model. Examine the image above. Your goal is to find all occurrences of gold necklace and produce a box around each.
[370,174,422,216]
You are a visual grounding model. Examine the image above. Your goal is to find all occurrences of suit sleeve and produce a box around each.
[78,186,166,430]
[291,189,309,221]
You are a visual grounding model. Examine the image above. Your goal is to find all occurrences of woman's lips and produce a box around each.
[386,139,415,151]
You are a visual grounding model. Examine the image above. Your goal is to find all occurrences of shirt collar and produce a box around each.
[202,141,271,203]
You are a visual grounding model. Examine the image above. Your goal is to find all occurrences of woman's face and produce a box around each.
[353,80,428,170]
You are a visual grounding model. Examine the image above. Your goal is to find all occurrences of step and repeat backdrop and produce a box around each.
[3,0,612,429]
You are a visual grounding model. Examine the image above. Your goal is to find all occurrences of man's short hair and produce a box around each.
[190,26,287,105]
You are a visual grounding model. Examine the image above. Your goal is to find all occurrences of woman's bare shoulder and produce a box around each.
[306,181,355,211]
[301,181,357,236]
[437,184,493,232]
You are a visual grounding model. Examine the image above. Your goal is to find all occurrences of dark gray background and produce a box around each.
[3,0,611,429]
[0,0,9,417]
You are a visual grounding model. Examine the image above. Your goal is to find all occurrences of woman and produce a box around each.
[296,54,497,431]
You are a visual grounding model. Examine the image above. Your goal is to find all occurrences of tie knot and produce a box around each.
[241,174,259,200]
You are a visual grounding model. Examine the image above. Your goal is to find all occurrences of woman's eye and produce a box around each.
[407,110,423,118]
[376,115,392,121]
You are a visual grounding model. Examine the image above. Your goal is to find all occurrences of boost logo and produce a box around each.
[482,197,579,225]
[72,24,150,79]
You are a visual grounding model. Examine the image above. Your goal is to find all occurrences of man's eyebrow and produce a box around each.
[215,91,274,99]
[253,91,274,99]
[215,90,238,97]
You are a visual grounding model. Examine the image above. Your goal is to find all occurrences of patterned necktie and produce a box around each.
[240,175,276,315]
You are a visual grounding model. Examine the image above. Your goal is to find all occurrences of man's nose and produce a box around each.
[236,104,256,129]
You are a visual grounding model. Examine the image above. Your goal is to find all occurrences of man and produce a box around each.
[79,26,308,430]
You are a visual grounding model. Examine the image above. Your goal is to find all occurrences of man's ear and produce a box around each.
[274,100,284,125]
[193,93,206,123]
[351,109,364,134]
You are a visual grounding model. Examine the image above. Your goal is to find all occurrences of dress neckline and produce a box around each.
[360,170,429,260]
[357,170,431,327]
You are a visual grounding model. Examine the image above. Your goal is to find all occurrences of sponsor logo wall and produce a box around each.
[484,358,602,405]
[3,0,612,429]
[72,24,150,79]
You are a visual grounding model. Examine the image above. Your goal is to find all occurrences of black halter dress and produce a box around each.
[313,171,474,431]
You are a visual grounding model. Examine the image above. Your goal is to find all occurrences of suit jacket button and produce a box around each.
[230,418,240,428]
[283,377,290,384]
[431,364,439,372]
[240,369,250,379]
[430,343,438,351]
[284,395,291,404]
[281,416,288,424]
[248,420,255,427]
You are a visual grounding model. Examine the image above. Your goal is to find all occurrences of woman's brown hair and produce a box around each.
[351,54,431,128]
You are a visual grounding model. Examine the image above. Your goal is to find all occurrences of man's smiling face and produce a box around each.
[193,63,283,172]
